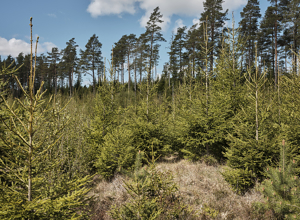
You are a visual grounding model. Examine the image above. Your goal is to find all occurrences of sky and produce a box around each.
[0,0,269,86]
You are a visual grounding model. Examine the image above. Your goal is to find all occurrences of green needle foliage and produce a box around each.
[109,149,194,219]
[223,44,281,193]
[255,140,300,219]
[0,18,92,219]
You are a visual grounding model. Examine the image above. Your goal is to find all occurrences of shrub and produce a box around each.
[109,150,195,219]
[254,140,300,219]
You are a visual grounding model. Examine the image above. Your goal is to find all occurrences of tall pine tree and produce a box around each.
[239,0,261,69]
[200,0,228,72]
[80,34,103,95]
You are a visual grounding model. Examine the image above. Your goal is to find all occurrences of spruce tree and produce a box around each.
[280,55,300,173]
[86,57,123,177]
[223,44,281,193]
[109,150,193,219]
[0,18,91,219]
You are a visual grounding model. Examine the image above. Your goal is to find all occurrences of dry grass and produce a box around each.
[156,160,264,219]
[88,160,264,220]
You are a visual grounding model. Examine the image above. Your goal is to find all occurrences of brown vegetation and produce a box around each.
[89,160,265,220]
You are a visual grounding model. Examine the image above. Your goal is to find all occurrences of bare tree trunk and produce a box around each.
[274,0,278,88]
[54,63,57,95]
[128,50,130,95]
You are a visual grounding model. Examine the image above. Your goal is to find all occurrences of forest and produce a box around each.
[1,0,300,219]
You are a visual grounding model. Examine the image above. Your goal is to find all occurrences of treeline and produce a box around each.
[1,0,300,98]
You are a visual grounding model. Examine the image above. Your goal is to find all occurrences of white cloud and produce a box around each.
[87,0,136,17]
[223,0,247,14]
[172,19,184,33]
[192,18,200,26]
[47,13,57,18]
[87,0,246,30]
[83,80,92,86]
[0,37,57,57]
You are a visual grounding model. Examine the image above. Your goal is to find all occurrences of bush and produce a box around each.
[254,140,300,219]
[95,126,136,180]
[109,151,195,219]
[221,167,255,194]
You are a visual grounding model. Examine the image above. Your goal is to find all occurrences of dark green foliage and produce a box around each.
[222,167,255,194]
[94,125,136,179]
[223,106,281,192]
[127,103,172,159]
[92,96,172,179]
[255,140,300,219]
[178,96,226,161]
[280,71,300,175]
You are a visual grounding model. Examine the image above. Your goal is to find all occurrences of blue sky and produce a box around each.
[0,0,269,86]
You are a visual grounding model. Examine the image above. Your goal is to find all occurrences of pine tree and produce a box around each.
[257,7,275,77]
[15,52,26,96]
[257,140,300,219]
[35,53,48,93]
[114,35,127,84]
[124,34,137,95]
[144,7,166,116]
[200,0,228,72]
[239,0,261,69]
[47,47,61,95]
[168,26,187,84]
[185,24,201,78]
[281,0,300,73]
[3,55,16,95]
[80,34,103,95]
[135,33,148,83]
[268,0,282,87]
[61,38,78,96]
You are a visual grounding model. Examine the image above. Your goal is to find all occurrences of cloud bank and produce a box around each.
[87,0,136,17]
[0,37,57,57]
[87,0,247,30]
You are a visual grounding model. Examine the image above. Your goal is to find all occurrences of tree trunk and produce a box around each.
[274,0,278,88]
[93,54,95,95]
[210,21,214,72]
[54,63,57,96]
[128,50,130,94]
